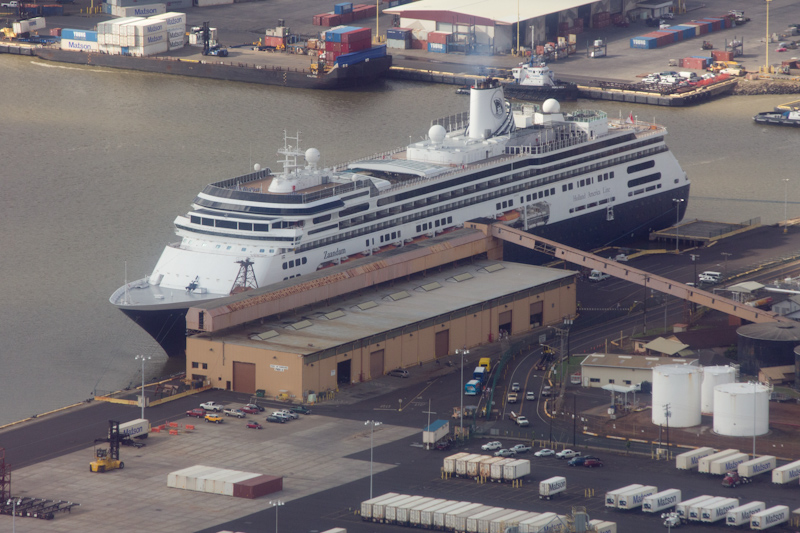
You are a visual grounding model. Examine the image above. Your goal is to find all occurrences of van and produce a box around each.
[478,357,491,372]
[589,269,610,282]
[699,271,722,284]
[679,71,700,82]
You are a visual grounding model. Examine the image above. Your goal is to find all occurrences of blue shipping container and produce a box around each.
[386,28,410,40]
[629,36,656,49]
[61,29,99,42]
[334,2,352,14]
[428,42,447,53]
[41,5,64,15]
[326,26,359,42]
[335,44,386,66]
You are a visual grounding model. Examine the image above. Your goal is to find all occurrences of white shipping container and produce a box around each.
[700,497,738,523]
[689,496,726,521]
[130,40,168,56]
[771,460,800,484]
[738,456,776,477]
[675,495,713,520]
[726,501,765,526]
[410,499,445,527]
[130,18,166,35]
[489,510,534,533]
[149,11,186,26]
[221,472,260,496]
[709,452,749,475]
[372,494,410,522]
[519,513,557,533]
[479,457,503,478]
[466,508,505,533]
[386,496,425,524]
[588,520,617,533]
[525,514,567,533]
[675,447,715,470]
[119,418,150,438]
[116,4,166,17]
[435,502,472,529]
[133,31,167,47]
[360,492,399,519]
[61,38,100,51]
[503,459,530,481]
[605,484,643,508]
[14,18,45,34]
[539,476,567,499]
[642,489,681,513]
[467,455,487,478]
[450,505,490,532]
[443,453,469,474]
[167,27,185,39]
[456,454,482,477]
[399,497,435,525]
[185,466,217,492]
[490,458,514,481]
[168,37,185,49]
[698,449,740,473]
[750,505,790,530]
[420,500,456,528]
[618,485,657,510]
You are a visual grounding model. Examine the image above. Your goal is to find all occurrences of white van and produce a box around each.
[699,271,722,284]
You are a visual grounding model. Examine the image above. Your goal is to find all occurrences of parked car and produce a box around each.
[246,422,263,429]
[290,405,311,415]
[534,448,555,457]
[223,408,246,418]
[568,456,599,466]
[494,449,517,458]
[482,441,503,451]
[275,409,299,420]
[435,439,452,451]
[511,383,521,392]
[515,415,529,427]
[556,449,581,459]
[510,444,532,454]
[266,415,285,424]
[584,459,604,468]
[271,411,291,422]
[204,413,223,424]
[388,368,409,378]
[245,403,264,412]
[186,408,206,418]
[240,406,260,415]
[200,401,224,412]
[526,391,536,400]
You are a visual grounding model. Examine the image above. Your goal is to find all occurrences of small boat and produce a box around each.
[753,108,800,127]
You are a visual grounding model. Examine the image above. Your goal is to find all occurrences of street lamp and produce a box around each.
[269,500,284,533]
[783,178,790,234]
[455,347,469,436]
[365,420,382,499]
[672,198,684,252]
[721,252,731,281]
[134,355,151,420]
[7,498,21,533]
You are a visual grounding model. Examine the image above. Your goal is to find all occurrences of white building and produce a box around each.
[579,353,698,388]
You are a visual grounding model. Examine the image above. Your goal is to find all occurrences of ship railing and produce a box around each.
[333,146,409,172]
[504,134,587,156]
[432,111,470,133]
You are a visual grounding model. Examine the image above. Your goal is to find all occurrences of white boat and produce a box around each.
[753,108,800,127]
[110,79,690,355]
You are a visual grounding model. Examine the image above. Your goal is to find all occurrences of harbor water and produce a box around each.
[0,54,797,426]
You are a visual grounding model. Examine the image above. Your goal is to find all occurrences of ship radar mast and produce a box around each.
[230,259,258,294]
[277,130,305,176]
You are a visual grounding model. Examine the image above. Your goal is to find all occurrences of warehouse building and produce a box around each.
[579,353,698,388]
[186,259,575,400]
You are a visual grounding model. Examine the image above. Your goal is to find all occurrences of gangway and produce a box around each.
[481,223,792,325]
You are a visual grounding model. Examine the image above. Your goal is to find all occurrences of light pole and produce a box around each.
[765,0,771,73]
[672,198,684,252]
[721,252,731,281]
[690,254,700,313]
[135,354,151,420]
[7,498,21,533]
[269,500,284,533]
[751,380,757,458]
[365,420,382,498]
[783,178,790,233]
[455,347,469,436]
[562,316,573,387]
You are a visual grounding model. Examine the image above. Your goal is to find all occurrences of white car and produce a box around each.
[534,448,555,457]
[481,441,502,451]
[271,411,292,422]
[510,444,531,454]
[556,449,581,459]
[526,391,535,400]
[275,409,299,420]
[511,382,521,392]
[200,401,223,412]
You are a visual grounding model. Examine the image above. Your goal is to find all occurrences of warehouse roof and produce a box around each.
[384,0,595,25]
[580,353,698,370]
[644,337,689,356]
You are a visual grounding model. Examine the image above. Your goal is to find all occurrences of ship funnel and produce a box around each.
[467,79,512,140]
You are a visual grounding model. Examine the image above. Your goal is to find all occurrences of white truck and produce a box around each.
[726,501,766,526]
[515,415,529,427]
[617,485,657,510]
[750,505,790,530]
[697,449,739,473]
[200,400,224,412]
[588,269,610,282]
[708,452,748,475]
[539,476,566,500]
[675,447,714,470]
[117,418,151,439]
[771,459,800,484]
[642,488,680,513]
[605,484,643,508]
[699,497,738,523]
[675,495,713,521]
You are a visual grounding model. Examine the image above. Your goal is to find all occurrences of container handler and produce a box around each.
[90,420,124,473]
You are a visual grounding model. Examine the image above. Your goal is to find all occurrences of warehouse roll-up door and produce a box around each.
[370,349,384,379]
[499,310,512,335]
[232,361,256,394]
[435,330,450,357]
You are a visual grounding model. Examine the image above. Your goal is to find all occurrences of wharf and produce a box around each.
[650,217,762,247]
[776,98,800,110]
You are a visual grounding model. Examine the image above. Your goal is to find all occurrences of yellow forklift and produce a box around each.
[90,420,124,473]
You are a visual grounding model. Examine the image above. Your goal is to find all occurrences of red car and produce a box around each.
[246,422,263,429]
[186,408,206,418]
[584,459,604,468]
[240,406,260,415]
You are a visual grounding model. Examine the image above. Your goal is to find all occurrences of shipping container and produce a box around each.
[360,493,400,520]
[466,455,486,478]
[443,453,469,474]
[675,447,715,470]
[387,496,426,524]
[420,500,456,528]
[676,495,713,520]
[428,31,451,45]
[194,0,232,7]
[478,457,503,478]
[503,459,530,481]
[689,497,726,521]
[630,36,657,49]
[588,520,617,533]
[698,449,740,473]
[726,501,766,526]
[772,459,800,483]
[372,494,412,522]
[709,452,748,475]
[489,511,534,533]
[459,454,485,476]
[519,513,557,533]
[489,458,515,481]
[61,29,99,42]
[449,505,491,533]
[61,38,100,51]
[435,502,473,530]
[642,489,681,513]
[605,485,643,508]
[410,499,447,527]
[466,508,506,533]
[618,486,657,510]
[334,2,352,14]
[398,497,434,525]
[539,476,566,499]
[521,513,566,533]
[700,497,738,523]
[750,505,790,530]
[232,474,282,499]
[738,456,776,477]
[428,42,448,53]
[149,11,186,26]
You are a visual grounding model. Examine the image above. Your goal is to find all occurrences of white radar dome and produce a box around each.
[542,99,561,114]
[305,148,321,165]
[428,124,446,144]
[254,163,261,171]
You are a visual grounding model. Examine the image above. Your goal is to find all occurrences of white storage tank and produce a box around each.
[652,364,702,427]
[701,365,736,414]
[713,382,769,436]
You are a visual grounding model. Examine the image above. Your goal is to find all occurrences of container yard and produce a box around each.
[771,459,800,484]
[630,14,734,49]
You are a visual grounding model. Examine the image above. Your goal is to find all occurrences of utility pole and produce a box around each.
[664,403,671,460]
[673,198,684,252]
[783,178,790,233]
[690,254,700,313]
[572,393,577,447]
[721,252,732,281]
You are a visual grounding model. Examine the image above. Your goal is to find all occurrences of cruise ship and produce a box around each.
[110,79,690,355]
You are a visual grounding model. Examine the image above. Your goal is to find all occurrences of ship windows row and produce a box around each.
[524,188,556,203]
[569,197,615,214]
[416,217,453,233]
[561,172,614,192]
[629,184,662,197]
[211,243,270,254]
[496,199,514,210]
[378,230,402,243]
[283,274,301,281]
[283,257,308,270]
[627,172,661,189]
[192,215,271,232]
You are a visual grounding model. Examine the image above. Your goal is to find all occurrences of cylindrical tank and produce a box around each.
[736,322,800,374]
[713,382,770,436]
[701,366,736,414]
[652,364,702,427]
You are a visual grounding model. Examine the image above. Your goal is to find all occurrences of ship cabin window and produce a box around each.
[226,246,232,250]
[241,247,246,252]
[215,245,221,249]
[202,218,214,226]
[610,171,615,179]
[216,220,237,229]
[260,249,265,253]
[313,214,332,224]
[239,222,252,231]
[580,179,585,187]
[627,160,656,174]
[191,216,201,224]
[551,188,555,195]
[568,183,573,191]
[254,224,269,231]
[562,185,567,192]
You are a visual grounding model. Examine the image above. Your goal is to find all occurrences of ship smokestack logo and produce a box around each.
[492,97,504,117]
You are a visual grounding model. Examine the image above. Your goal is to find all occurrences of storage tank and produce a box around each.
[713,382,769,436]
[701,366,736,414]
[652,364,702,427]
[737,322,800,374]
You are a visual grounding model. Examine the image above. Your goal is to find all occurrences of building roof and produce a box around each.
[384,0,594,25]
[644,337,690,356]
[424,420,449,432]
[728,281,765,293]
[758,365,795,381]
[580,353,698,370]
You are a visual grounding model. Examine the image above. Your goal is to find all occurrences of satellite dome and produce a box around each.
[305,147,321,165]
[542,99,561,114]
[254,163,261,171]
[428,124,446,144]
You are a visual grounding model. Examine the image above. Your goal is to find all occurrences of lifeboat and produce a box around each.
[497,210,521,225]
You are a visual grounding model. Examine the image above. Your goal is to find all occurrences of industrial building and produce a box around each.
[185,258,576,400]
[579,353,697,388]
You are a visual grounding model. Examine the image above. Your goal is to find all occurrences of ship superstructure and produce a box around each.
[110,79,689,354]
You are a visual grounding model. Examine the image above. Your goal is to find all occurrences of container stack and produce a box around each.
[105,0,166,18]
[60,28,99,51]
[323,25,371,63]
[427,31,451,53]
[19,4,63,16]
[95,15,178,56]
[127,18,168,56]
[167,466,282,499]
[313,3,375,27]
[386,27,410,49]
[630,15,733,49]
[150,12,186,50]
[592,11,611,29]
[188,26,217,46]
[682,56,711,69]
[264,25,289,48]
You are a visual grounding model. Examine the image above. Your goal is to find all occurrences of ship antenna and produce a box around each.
[124,261,129,305]
[277,130,304,176]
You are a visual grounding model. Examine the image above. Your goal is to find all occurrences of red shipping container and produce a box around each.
[49,27,61,36]
[340,11,353,23]
[341,27,370,43]
[428,31,451,45]
[264,35,285,47]
[232,475,283,499]
[411,38,426,50]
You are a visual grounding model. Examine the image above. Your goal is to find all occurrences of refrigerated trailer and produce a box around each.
[387,496,427,524]
[539,476,567,500]
[605,484,643,508]
[675,447,715,470]
[420,500,457,528]
[738,455,776,477]
[750,505,790,530]
[689,497,727,521]
[617,485,658,510]
[675,495,713,520]
[503,459,531,481]
[588,520,617,533]
[372,494,410,522]
[489,510,535,533]
[434,502,473,530]
[726,501,766,526]
[698,449,740,473]
[407,498,443,526]
[771,460,800,484]
[709,452,749,475]
[443,453,469,475]
[361,493,400,520]
[642,489,681,513]
[699,497,738,523]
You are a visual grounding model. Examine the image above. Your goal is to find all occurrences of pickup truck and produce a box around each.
[223,408,245,418]
[556,449,581,459]
[1,1,19,7]
[515,415,530,427]
[507,392,518,404]
[200,401,224,412]
[510,444,532,454]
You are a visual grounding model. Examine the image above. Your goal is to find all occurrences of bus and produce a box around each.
[472,366,487,384]
[464,379,482,396]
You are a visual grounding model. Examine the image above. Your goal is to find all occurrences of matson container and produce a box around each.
[489,510,533,533]
[605,485,643,508]
[771,460,800,484]
[617,486,657,510]
[642,489,680,513]
[466,455,486,478]
[398,497,434,525]
[387,496,425,524]
[466,508,505,533]
[739,455,776,477]
[361,493,400,520]
[479,457,503,478]
[699,497,738,523]
[750,505,790,530]
[61,39,100,51]
[450,505,490,533]
[698,449,740,473]
[726,501,766,526]
[709,452,748,475]
[588,520,617,533]
[503,459,530,481]
[372,494,411,522]
[675,447,714,470]
[520,513,565,533]
[149,11,185,26]
[676,495,713,520]
[435,502,472,530]
[539,476,567,499]
[456,454,482,477]
[420,500,456,528]
[689,497,726,521]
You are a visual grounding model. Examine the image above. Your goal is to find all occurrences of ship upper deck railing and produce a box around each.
[607,118,666,139]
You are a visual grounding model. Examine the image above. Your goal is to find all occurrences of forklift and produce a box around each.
[90,420,124,473]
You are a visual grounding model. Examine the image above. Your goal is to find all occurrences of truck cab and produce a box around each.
[478,357,491,372]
